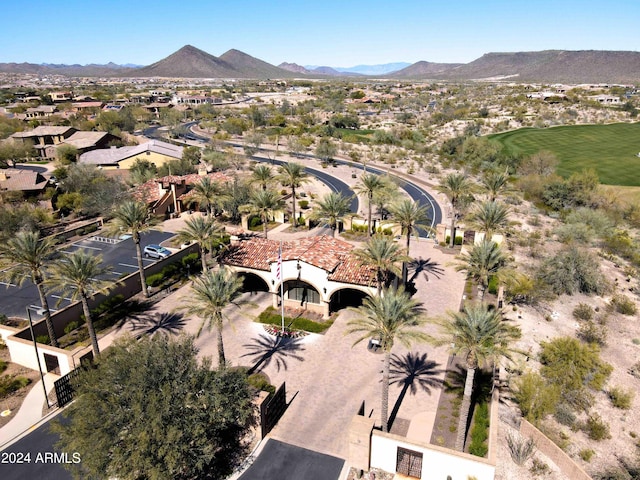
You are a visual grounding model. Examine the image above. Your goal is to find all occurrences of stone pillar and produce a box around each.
[241,214,249,231]
[349,415,375,473]
[323,301,330,319]
[436,223,447,244]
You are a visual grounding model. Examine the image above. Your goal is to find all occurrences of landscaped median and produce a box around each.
[255,306,334,337]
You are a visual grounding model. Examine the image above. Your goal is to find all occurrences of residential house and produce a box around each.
[49,91,72,102]
[0,168,49,196]
[78,139,183,170]
[10,126,119,159]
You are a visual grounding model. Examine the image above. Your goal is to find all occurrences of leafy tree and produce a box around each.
[0,139,36,168]
[354,235,409,294]
[176,215,224,272]
[128,158,158,185]
[518,150,558,176]
[537,246,608,296]
[355,173,387,237]
[347,287,429,432]
[46,251,114,357]
[179,267,245,368]
[55,144,78,165]
[0,231,59,347]
[243,131,265,157]
[107,200,158,298]
[277,162,310,229]
[58,164,128,216]
[315,137,338,164]
[372,178,399,221]
[433,303,521,450]
[467,201,510,239]
[460,136,501,171]
[221,176,251,224]
[437,172,474,247]
[539,336,612,410]
[241,189,284,239]
[250,164,274,191]
[311,191,352,237]
[287,135,306,157]
[182,145,202,165]
[513,371,560,423]
[53,335,255,480]
[201,149,230,172]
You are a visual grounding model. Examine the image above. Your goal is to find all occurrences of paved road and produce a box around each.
[0,230,174,320]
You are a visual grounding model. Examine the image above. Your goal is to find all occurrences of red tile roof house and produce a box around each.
[220,235,376,319]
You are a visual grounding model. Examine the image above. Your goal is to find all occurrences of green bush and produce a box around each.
[0,375,31,398]
[181,253,201,273]
[554,403,576,427]
[298,200,309,209]
[85,224,99,234]
[256,307,333,334]
[573,303,594,321]
[247,373,276,395]
[64,321,79,335]
[579,449,595,462]
[382,228,393,236]
[584,414,611,440]
[0,313,8,325]
[92,294,125,317]
[249,216,262,229]
[513,371,560,423]
[537,246,608,296]
[487,275,499,295]
[468,402,490,457]
[0,360,7,374]
[146,273,165,287]
[608,386,634,410]
[577,320,608,346]
[445,235,463,245]
[609,294,637,315]
[36,335,50,345]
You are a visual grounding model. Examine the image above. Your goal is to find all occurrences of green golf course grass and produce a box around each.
[488,123,640,186]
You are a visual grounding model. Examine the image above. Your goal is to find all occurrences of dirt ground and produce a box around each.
[0,347,42,429]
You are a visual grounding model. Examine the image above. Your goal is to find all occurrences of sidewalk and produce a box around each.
[0,372,59,449]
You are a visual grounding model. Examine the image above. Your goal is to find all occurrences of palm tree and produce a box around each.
[347,286,430,432]
[455,239,508,301]
[176,215,225,272]
[437,173,474,247]
[355,173,386,236]
[389,199,431,283]
[481,170,512,201]
[277,162,310,229]
[311,192,352,237]
[179,267,244,368]
[353,235,409,295]
[0,231,59,347]
[241,189,284,239]
[250,164,274,191]
[107,200,157,298]
[46,251,115,358]
[467,200,510,240]
[188,176,226,216]
[433,303,521,451]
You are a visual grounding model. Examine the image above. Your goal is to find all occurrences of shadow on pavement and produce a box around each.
[241,334,306,375]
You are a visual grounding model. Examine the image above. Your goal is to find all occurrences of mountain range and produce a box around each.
[1,45,639,83]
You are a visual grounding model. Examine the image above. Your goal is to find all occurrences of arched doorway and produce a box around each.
[329,288,369,315]
[283,280,321,308]
[239,272,270,293]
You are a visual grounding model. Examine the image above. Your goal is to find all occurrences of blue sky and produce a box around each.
[2,0,639,67]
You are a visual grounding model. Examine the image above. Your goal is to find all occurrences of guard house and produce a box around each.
[221,236,377,318]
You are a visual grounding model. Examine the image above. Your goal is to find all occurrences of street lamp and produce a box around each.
[25,307,51,409]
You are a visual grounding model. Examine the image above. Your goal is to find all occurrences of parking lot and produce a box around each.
[0,230,175,320]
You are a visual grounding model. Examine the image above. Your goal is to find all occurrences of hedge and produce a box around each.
[256,307,333,334]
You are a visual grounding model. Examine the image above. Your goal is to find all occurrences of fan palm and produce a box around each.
[187,176,226,216]
[347,286,430,432]
[250,164,275,191]
[241,189,285,239]
[107,200,157,298]
[437,173,474,247]
[433,303,521,450]
[455,239,508,300]
[178,267,244,368]
[311,191,352,237]
[353,235,409,295]
[389,199,432,283]
[467,200,510,240]
[46,251,115,357]
[277,162,310,229]
[355,173,386,236]
[0,231,59,347]
[176,215,225,272]
[481,170,512,201]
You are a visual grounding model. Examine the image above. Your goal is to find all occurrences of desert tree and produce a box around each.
[437,172,474,247]
[277,162,310,229]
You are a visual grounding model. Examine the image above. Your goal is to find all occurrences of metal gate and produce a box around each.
[260,382,287,438]
[54,369,81,408]
[396,447,423,478]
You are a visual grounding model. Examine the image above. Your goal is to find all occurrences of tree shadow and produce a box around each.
[387,352,444,430]
[240,334,306,375]
[128,311,187,337]
[408,257,445,283]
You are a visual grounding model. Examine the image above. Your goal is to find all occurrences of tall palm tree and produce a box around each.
[188,176,226,216]
[437,173,474,247]
[481,170,512,202]
[0,231,59,347]
[355,173,386,236]
[389,199,431,283]
[46,251,115,358]
[347,286,430,432]
[433,303,521,451]
[311,192,352,237]
[179,267,244,368]
[176,215,225,272]
[250,164,274,191]
[277,162,310,229]
[241,189,284,239]
[455,239,508,301]
[353,235,409,295]
[107,200,157,298]
[467,200,510,240]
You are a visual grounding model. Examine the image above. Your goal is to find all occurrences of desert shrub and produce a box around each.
[298,200,309,209]
[146,273,164,287]
[536,247,608,296]
[565,208,614,236]
[553,403,576,427]
[0,313,8,325]
[180,253,201,274]
[584,414,611,440]
[445,235,463,245]
[513,372,559,423]
[593,457,640,480]
[609,294,637,315]
[468,402,489,457]
[36,335,50,344]
[249,216,261,229]
[573,303,594,321]
[64,321,79,335]
[0,360,7,374]
[608,386,634,410]
[247,372,276,395]
[506,433,536,466]
[0,375,31,398]
[530,458,550,476]
[579,449,595,462]
[631,361,640,380]
[91,294,125,317]
[554,222,593,244]
[577,320,608,346]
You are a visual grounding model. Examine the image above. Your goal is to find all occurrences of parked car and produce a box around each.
[143,244,171,259]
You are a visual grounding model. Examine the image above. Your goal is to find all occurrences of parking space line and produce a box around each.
[72,243,103,251]
[0,281,16,287]
[119,263,141,269]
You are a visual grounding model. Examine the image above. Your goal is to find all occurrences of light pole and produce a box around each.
[25,307,51,409]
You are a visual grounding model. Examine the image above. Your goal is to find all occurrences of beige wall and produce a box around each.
[118,152,179,170]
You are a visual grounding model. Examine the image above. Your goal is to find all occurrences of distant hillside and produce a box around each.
[0,61,134,76]
[218,49,295,78]
[278,62,311,74]
[391,60,463,78]
[430,50,640,83]
[336,62,412,75]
